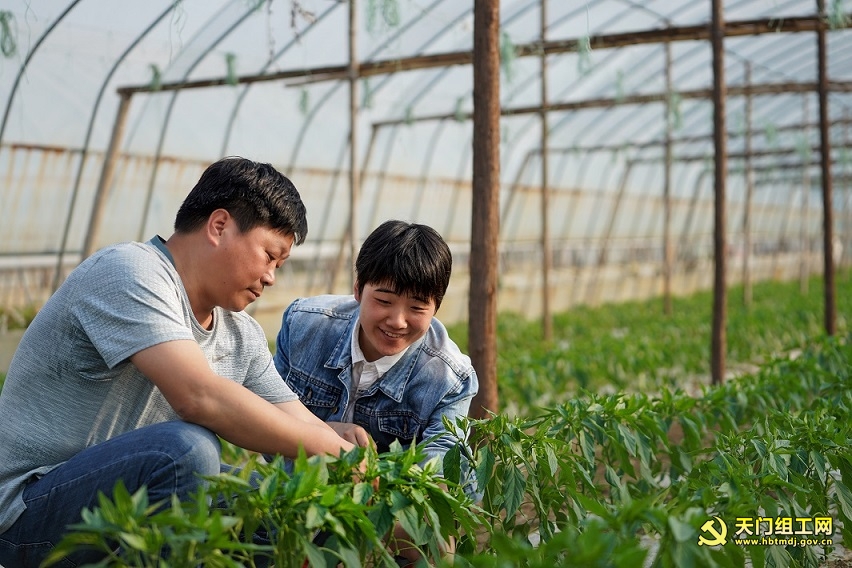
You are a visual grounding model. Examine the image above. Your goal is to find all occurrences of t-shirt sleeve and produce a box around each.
[69,245,194,369]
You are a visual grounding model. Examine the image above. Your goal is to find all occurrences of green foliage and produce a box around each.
[47,444,483,567]
[42,274,852,566]
[466,274,851,413]
[454,335,852,567]
[0,303,39,330]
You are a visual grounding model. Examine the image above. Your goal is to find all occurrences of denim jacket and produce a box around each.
[273,295,478,469]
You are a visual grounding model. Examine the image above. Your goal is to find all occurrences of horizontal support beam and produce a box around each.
[372,81,852,126]
[541,118,852,154]
[117,13,849,96]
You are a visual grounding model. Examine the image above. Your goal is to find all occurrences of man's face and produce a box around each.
[354,281,436,362]
[214,222,294,312]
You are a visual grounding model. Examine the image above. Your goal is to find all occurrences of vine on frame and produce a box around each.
[149,64,163,91]
[225,52,238,86]
[829,0,850,29]
[668,91,683,131]
[367,0,402,35]
[499,29,517,83]
[362,77,374,109]
[454,96,465,123]
[298,88,309,116]
[577,34,592,76]
[0,10,16,57]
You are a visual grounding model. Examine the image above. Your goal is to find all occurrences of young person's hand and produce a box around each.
[327,421,374,448]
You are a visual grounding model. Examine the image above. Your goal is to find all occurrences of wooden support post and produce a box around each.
[469,0,500,419]
[743,62,754,306]
[540,0,553,341]
[800,97,811,295]
[348,0,360,288]
[663,42,674,316]
[711,0,728,386]
[816,0,837,335]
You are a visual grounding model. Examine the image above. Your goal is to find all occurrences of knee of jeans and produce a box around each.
[168,422,222,477]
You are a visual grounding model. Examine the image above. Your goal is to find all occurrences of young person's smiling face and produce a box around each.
[354,281,436,362]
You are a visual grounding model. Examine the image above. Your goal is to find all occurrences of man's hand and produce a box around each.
[327,421,374,448]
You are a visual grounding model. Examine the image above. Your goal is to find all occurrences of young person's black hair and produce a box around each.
[355,220,452,309]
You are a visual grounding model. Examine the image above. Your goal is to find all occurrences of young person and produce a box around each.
[273,219,478,474]
[0,157,356,568]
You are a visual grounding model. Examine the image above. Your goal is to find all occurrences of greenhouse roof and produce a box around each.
[3,0,851,173]
[1,0,851,261]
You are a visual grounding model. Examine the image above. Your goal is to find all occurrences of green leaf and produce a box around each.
[835,480,852,521]
[544,442,559,477]
[579,430,596,466]
[668,516,696,543]
[811,450,828,484]
[305,504,324,530]
[443,444,462,485]
[475,445,495,490]
[352,482,373,505]
[768,452,789,480]
[396,506,428,545]
[302,540,326,567]
[503,466,526,518]
[368,502,395,538]
[120,531,149,552]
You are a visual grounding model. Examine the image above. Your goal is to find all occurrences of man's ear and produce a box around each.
[206,209,230,244]
[353,280,361,302]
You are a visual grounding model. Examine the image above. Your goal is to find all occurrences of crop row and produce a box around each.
[47,333,851,567]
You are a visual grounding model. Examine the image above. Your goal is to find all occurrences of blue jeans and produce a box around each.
[0,421,222,568]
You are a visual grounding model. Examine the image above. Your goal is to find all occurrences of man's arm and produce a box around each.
[131,339,355,458]
[272,401,374,449]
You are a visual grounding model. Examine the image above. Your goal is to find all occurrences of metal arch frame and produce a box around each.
[302,0,471,290]
[279,0,467,289]
[136,2,268,242]
[542,20,819,184]
[284,0,464,172]
[0,0,83,146]
[313,2,483,292]
[31,3,844,298]
[352,2,840,214]
[54,4,178,290]
[217,2,340,158]
[215,2,342,294]
[287,0,579,255]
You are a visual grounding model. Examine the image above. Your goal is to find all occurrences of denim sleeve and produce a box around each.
[272,302,296,379]
[419,367,479,500]
[418,368,478,468]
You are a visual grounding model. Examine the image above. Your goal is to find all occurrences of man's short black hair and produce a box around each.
[174,157,308,244]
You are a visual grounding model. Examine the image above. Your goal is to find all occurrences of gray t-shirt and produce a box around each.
[0,237,296,533]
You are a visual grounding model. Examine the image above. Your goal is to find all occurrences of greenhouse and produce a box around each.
[1,0,852,566]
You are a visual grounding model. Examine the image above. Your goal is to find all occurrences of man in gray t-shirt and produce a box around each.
[0,157,356,568]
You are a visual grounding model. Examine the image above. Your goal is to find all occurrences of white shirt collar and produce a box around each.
[351,315,408,375]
